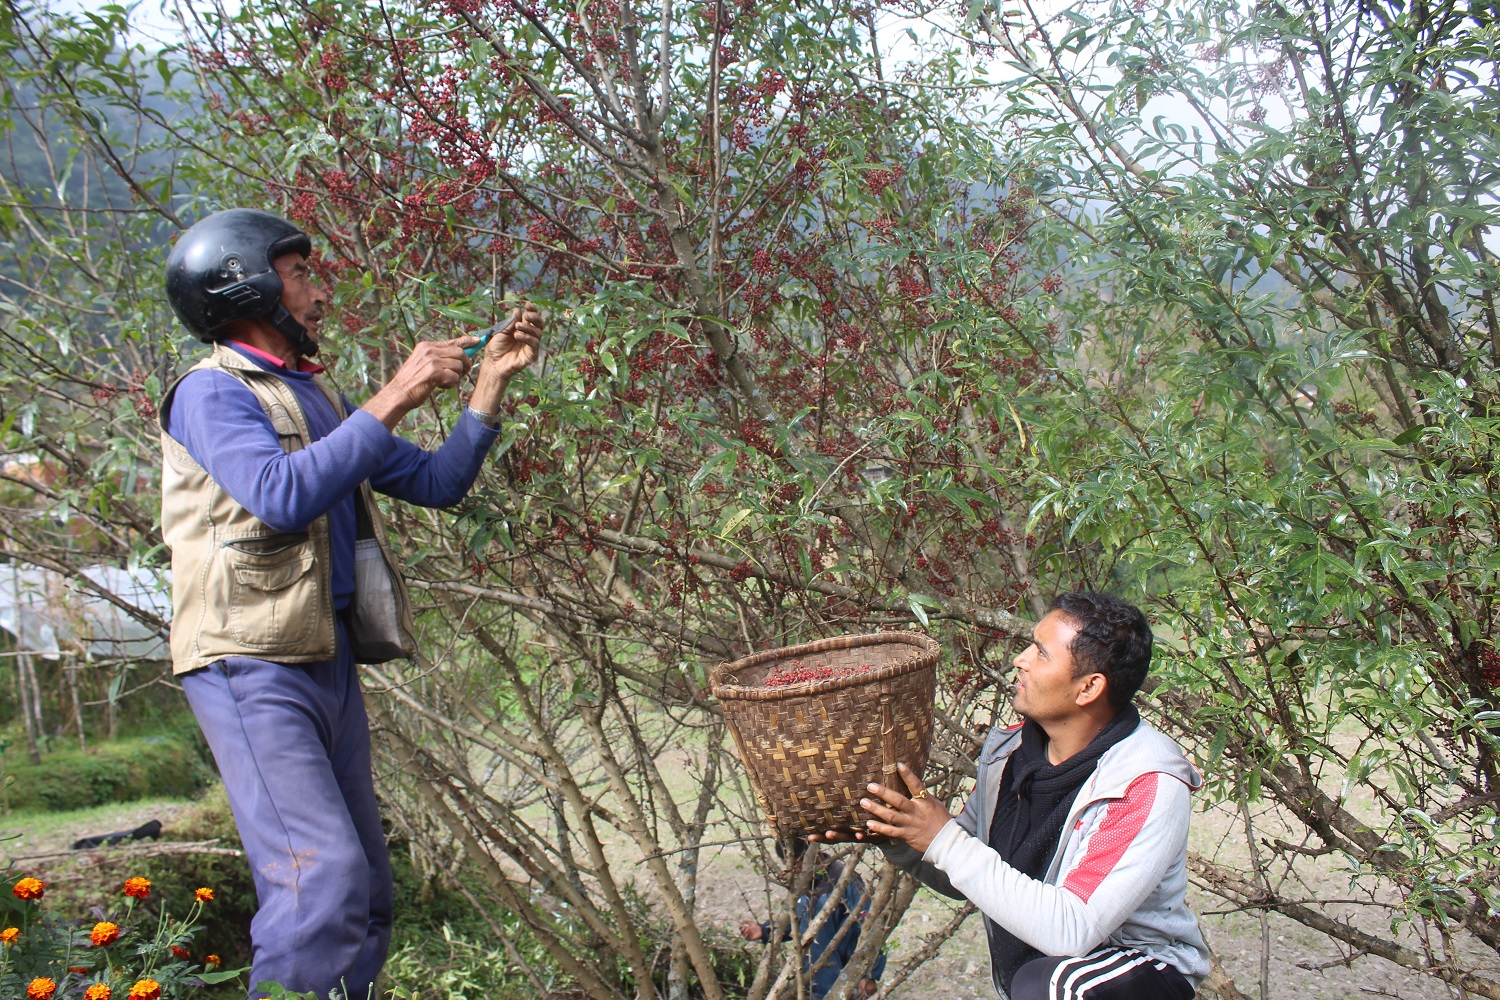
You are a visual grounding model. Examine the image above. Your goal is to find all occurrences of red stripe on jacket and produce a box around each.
[1062,773,1159,903]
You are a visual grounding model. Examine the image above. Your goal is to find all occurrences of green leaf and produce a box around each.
[719,508,753,537]
[1393,425,1426,446]
[906,595,929,626]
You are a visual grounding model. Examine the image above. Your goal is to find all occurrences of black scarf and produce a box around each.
[985,705,1140,991]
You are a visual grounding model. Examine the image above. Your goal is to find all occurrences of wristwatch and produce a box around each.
[467,406,501,428]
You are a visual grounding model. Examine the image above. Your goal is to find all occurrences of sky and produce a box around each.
[45,0,1498,258]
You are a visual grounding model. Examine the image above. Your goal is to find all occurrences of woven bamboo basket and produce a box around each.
[711,632,940,838]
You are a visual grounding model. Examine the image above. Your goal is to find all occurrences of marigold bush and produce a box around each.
[0,874,241,1000]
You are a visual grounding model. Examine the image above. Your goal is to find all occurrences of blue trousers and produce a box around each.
[182,619,393,1000]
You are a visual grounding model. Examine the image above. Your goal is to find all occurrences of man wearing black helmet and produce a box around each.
[157,209,542,1000]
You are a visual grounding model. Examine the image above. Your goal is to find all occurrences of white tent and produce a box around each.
[0,563,171,661]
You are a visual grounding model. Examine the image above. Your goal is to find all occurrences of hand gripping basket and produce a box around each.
[710,632,940,838]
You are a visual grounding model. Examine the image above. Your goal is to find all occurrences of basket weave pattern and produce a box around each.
[711,632,940,837]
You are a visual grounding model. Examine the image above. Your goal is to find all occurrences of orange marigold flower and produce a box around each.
[169,944,191,960]
[68,968,88,975]
[121,877,151,899]
[85,986,113,1000]
[90,921,121,946]
[13,877,44,901]
[205,954,221,968]
[126,980,160,1000]
[26,978,57,1000]
[194,886,215,903]
[0,926,19,944]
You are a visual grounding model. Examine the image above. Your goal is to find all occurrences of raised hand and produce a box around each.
[482,303,543,381]
[365,337,476,429]
[467,303,543,419]
[856,762,952,855]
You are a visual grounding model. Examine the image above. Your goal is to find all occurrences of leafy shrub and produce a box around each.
[5,738,212,813]
[383,922,538,1000]
[381,902,758,1000]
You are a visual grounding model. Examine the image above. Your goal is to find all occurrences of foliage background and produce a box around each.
[2,0,1500,996]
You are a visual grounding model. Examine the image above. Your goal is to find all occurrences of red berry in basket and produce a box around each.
[764,662,872,687]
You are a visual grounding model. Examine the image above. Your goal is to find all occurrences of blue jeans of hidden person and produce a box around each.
[181,616,392,1000]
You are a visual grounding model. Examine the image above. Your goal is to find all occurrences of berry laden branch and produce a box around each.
[591,526,1035,638]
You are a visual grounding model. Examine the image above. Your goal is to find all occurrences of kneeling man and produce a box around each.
[821,592,1210,1000]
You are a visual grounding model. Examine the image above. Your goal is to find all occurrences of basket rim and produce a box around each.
[709,631,939,702]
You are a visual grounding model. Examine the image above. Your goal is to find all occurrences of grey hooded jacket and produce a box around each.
[882,717,1210,996]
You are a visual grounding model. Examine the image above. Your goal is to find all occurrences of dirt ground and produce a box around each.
[10,774,1494,998]
[1,799,200,860]
[690,809,1481,1000]
[685,765,1494,1000]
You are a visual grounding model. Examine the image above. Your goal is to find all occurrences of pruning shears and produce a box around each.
[463,312,521,357]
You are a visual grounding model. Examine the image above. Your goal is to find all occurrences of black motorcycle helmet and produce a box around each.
[164,208,319,356]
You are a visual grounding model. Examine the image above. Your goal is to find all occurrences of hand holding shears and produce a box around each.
[463,303,543,383]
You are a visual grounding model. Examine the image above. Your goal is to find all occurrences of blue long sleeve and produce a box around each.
[164,369,395,533]
[369,412,502,507]
[163,346,501,608]
[800,878,888,999]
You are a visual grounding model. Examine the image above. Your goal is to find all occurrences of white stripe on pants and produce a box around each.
[1049,948,1154,999]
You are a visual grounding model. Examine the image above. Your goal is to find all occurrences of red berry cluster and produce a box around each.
[867,216,896,241]
[864,165,903,195]
[1332,401,1378,427]
[755,72,788,99]
[1478,646,1500,688]
[897,274,929,300]
[318,46,348,92]
[763,661,872,687]
[751,248,777,277]
[765,480,801,511]
[90,371,156,421]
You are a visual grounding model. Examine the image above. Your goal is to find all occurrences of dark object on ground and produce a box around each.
[71,819,164,850]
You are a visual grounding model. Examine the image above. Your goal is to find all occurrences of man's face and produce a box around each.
[1011,610,1097,723]
[273,252,327,347]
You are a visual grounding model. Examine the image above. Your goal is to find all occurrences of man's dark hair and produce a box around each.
[774,838,809,863]
[1048,592,1153,710]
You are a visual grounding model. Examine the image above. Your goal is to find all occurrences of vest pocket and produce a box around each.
[224,538,318,650]
[349,538,411,663]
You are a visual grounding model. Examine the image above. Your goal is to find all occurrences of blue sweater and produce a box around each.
[760,862,888,999]
[163,345,500,610]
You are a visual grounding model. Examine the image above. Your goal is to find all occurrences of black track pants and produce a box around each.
[1009,947,1196,1000]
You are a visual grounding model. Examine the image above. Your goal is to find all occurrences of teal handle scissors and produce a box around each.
[464,313,520,357]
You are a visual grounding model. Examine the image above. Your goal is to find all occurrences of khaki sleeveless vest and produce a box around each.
[158,345,415,674]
